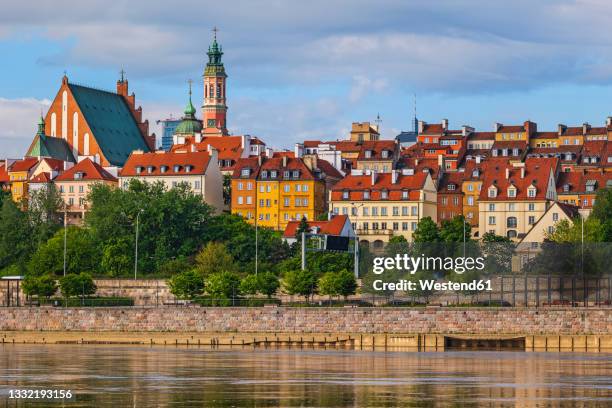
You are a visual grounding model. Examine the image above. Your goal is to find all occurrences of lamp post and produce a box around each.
[255,214,258,275]
[134,209,144,280]
[63,203,68,277]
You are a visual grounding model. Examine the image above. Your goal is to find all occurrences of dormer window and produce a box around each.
[283,171,290,178]
[147,165,154,174]
[472,169,479,178]
[136,166,143,174]
[507,186,516,198]
[586,180,596,192]
[161,165,168,174]
[365,150,372,159]
[241,168,250,177]
[363,190,370,200]
[488,186,497,198]
[563,184,570,192]
[292,170,299,178]
[74,172,83,180]
[270,170,277,178]
[173,165,181,172]
[185,165,193,173]
[381,150,389,159]
[402,190,408,200]
[448,184,456,191]
[381,190,388,199]
[527,186,537,198]
[261,170,268,178]
[342,190,349,200]
[512,148,519,156]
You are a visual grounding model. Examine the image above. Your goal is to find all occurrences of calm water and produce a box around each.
[0,346,611,407]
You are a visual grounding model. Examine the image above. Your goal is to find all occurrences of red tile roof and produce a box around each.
[497,125,524,133]
[420,123,444,135]
[30,172,52,183]
[232,157,261,179]
[468,132,496,141]
[438,172,465,194]
[331,171,428,201]
[56,158,117,182]
[557,171,612,194]
[119,151,211,177]
[356,140,396,160]
[531,132,558,139]
[582,140,607,157]
[479,158,558,201]
[259,157,316,180]
[0,164,9,183]
[9,157,38,172]
[283,215,349,238]
[272,151,295,158]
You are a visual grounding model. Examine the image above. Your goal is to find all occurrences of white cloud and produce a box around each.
[0,97,51,157]
[349,75,388,103]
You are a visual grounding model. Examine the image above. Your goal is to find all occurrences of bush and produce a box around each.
[167,270,204,299]
[239,272,280,298]
[283,269,316,302]
[205,271,241,299]
[22,275,57,298]
[59,273,96,298]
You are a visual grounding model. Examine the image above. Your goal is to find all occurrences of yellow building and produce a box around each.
[478,158,558,240]
[349,122,380,142]
[494,120,536,142]
[461,159,485,230]
[8,157,39,203]
[232,156,341,231]
[329,169,437,247]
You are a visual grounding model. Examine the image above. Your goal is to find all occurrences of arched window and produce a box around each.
[507,217,517,228]
[507,230,517,239]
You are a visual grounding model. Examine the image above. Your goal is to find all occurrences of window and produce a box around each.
[393,207,399,216]
[194,181,201,190]
[266,185,271,193]
[284,213,289,221]
[552,212,559,222]
[547,226,554,234]
[488,203,495,211]
[238,182,244,191]
[265,199,271,207]
[342,207,348,215]
[467,184,474,192]
[237,196,244,205]
[583,198,588,206]
[241,168,250,177]
[508,187,516,198]
[246,196,252,205]
[411,222,418,231]
[527,187,536,198]
[393,222,399,230]
[372,222,379,230]
[293,171,299,178]
[284,185,290,192]
[488,187,497,198]
[295,198,301,206]
[411,207,418,216]
[270,170,277,178]
[78,185,84,193]
[372,207,378,216]
[351,207,357,216]
[261,171,268,178]
[507,217,517,228]
[247,182,253,190]
[303,185,308,192]
[508,203,515,211]
[381,207,388,216]
[296,184,301,192]
[448,184,456,191]
[442,197,448,205]
[59,185,64,193]
[284,198,290,207]
[69,186,74,193]
[453,197,459,205]
[402,222,409,231]
[528,203,535,211]
[402,206,408,216]
[362,222,368,230]
[467,196,474,206]
[173,165,180,172]
[381,190,388,199]
[259,199,264,207]
[68,197,74,205]
[303,198,308,206]
[363,191,370,200]
[342,191,349,200]
[488,216,496,225]
[362,207,369,216]
[283,171,290,178]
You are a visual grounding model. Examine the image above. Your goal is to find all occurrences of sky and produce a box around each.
[2,0,612,157]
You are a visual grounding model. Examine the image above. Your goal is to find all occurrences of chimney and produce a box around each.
[190,144,196,152]
[607,116,612,127]
[241,134,251,149]
[558,124,566,136]
[257,155,263,166]
[195,133,202,143]
[417,120,425,134]
[461,125,473,137]
[524,120,536,136]
[117,77,128,97]
[494,122,502,132]
[294,143,304,158]
[441,119,449,130]
[371,170,377,186]
[282,155,288,167]
[265,147,273,158]
[582,122,590,135]
[209,147,218,165]
[476,156,481,164]
[391,169,398,184]
[520,167,525,179]
[505,168,510,179]
[437,154,444,169]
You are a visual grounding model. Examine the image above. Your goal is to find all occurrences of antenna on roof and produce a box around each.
[413,93,418,133]
[120,68,126,82]
[375,113,382,131]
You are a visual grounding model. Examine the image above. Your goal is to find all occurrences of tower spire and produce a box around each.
[184,79,196,117]
[203,26,228,136]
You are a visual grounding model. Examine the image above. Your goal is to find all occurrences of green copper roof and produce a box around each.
[68,83,150,166]
[26,133,76,163]
[205,35,227,77]
[175,83,203,135]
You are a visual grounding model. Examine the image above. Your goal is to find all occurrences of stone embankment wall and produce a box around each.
[0,307,609,335]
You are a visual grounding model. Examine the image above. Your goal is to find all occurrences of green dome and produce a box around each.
[174,82,203,135]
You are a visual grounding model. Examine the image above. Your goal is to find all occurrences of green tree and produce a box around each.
[239,274,260,297]
[101,238,132,277]
[28,184,63,246]
[195,242,237,276]
[205,271,241,299]
[283,269,317,302]
[59,273,96,297]
[28,227,99,276]
[440,215,471,243]
[591,188,612,241]
[481,232,511,242]
[22,275,57,299]
[167,270,205,299]
[257,272,280,298]
[413,217,440,243]
[0,197,32,271]
[318,270,357,301]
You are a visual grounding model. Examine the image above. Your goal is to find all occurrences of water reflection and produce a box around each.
[0,345,610,407]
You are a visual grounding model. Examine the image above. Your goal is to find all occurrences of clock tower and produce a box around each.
[202,27,228,136]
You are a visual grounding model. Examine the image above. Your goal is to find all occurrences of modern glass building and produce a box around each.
[158,118,182,151]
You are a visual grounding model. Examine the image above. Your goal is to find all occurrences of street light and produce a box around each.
[134,209,144,280]
[255,213,258,275]
[63,203,68,277]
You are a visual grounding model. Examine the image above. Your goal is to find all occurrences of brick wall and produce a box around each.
[0,307,609,335]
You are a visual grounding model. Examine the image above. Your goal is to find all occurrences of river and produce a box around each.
[0,345,611,406]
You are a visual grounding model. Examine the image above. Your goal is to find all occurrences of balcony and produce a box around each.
[355,229,394,237]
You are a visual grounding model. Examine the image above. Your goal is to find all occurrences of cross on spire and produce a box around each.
[212,26,219,40]
[120,68,126,82]
[187,78,193,95]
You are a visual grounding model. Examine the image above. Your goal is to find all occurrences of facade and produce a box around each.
[231,156,339,230]
[461,159,485,229]
[478,158,559,240]
[557,170,612,216]
[354,140,398,173]
[349,122,380,142]
[8,157,39,203]
[55,158,118,225]
[43,74,154,167]
[330,169,437,246]
[119,150,224,213]
[159,118,181,151]
[437,172,464,223]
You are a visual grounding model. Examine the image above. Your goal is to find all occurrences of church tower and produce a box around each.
[202,28,228,136]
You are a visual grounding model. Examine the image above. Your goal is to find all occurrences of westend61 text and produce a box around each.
[372,279,493,292]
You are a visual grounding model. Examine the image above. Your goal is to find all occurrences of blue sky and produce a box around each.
[2,0,612,157]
